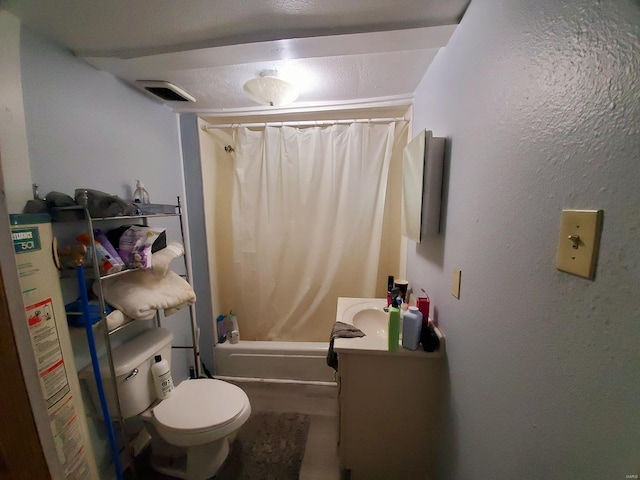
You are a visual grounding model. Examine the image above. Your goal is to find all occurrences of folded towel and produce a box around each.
[326,321,365,371]
[105,309,131,331]
[96,270,196,321]
[149,242,184,278]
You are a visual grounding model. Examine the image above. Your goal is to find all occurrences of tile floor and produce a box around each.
[128,380,343,480]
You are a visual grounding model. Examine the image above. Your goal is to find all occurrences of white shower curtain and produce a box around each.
[229,122,396,341]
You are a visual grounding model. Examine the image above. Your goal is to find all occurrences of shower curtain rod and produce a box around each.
[201,116,408,130]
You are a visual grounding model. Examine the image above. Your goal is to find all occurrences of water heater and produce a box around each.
[11,213,99,479]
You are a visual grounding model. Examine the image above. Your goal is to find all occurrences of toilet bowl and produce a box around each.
[80,328,251,480]
[141,378,251,479]
[146,378,250,446]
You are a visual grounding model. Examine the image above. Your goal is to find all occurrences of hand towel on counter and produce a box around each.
[326,321,365,371]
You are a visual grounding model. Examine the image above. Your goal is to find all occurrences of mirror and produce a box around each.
[401,129,445,242]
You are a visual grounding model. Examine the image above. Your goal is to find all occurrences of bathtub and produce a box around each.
[214,340,336,384]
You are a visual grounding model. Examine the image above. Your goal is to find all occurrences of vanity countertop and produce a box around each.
[333,297,445,357]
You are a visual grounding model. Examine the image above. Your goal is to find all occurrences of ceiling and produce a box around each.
[4,0,471,116]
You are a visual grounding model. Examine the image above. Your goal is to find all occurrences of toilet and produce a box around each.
[80,327,251,480]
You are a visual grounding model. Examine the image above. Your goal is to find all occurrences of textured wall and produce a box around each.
[0,12,33,213]
[408,0,640,478]
[20,29,182,205]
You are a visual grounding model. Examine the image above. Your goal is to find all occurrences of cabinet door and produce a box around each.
[338,353,442,480]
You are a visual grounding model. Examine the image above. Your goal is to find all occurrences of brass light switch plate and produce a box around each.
[556,209,603,279]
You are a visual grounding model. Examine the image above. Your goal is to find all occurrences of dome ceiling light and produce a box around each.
[243,70,299,107]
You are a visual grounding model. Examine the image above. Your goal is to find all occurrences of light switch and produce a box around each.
[556,209,603,279]
[452,269,461,299]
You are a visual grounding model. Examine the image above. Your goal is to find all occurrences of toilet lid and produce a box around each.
[153,379,247,433]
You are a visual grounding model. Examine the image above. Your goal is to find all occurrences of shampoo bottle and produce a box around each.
[151,355,174,400]
[388,299,401,352]
[76,233,124,276]
[216,314,227,343]
[387,275,394,307]
[229,311,240,344]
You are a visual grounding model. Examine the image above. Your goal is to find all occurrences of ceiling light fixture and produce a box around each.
[243,70,299,107]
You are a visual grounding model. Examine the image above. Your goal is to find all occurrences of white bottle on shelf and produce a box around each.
[133,180,150,205]
[151,355,174,399]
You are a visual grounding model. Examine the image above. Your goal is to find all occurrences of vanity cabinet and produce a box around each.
[337,348,443,480]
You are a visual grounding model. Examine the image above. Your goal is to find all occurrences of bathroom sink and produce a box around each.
[335,297,445,356]
[340,299,388,340]
[351,308,388,338]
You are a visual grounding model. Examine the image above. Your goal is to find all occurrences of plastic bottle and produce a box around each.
[416,290,430,327]
[151,355,174,400]
[388,300,401,352]
[402,306,422,350]
[229,311,240,343]
[93,229,125,269]
[76,233,124,276]
[421,326,440,352]
[133,180,150,205]
[216,314,227,343]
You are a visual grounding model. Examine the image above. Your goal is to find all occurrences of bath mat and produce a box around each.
[216,411,311,480]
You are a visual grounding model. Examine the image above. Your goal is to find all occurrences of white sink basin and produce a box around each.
[351,308,388,338]
[341,299,388,339]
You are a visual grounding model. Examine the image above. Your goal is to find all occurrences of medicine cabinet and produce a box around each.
[401,129,445,242]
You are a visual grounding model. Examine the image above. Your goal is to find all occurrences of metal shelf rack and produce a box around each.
[59,193,199,479]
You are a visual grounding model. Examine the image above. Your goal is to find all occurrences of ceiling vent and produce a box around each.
[135,81,196,103]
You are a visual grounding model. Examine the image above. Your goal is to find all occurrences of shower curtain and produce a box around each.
[212,122,401,341]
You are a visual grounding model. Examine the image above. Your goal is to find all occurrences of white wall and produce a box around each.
[0,13,65,477]
[20,29,183,204]
[408,0,640,478]
[0,12,33,213]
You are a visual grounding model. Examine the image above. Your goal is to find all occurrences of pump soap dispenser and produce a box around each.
[388,294,401,352]
[133,180,150,205]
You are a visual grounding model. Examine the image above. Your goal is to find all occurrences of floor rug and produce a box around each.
[216,411,311,480]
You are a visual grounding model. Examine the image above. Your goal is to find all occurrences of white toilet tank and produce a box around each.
[81,327,173,419]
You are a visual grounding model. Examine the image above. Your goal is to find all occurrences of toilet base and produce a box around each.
[149,437,230,480]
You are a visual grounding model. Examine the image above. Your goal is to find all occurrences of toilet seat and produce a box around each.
[153,379,247,434]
